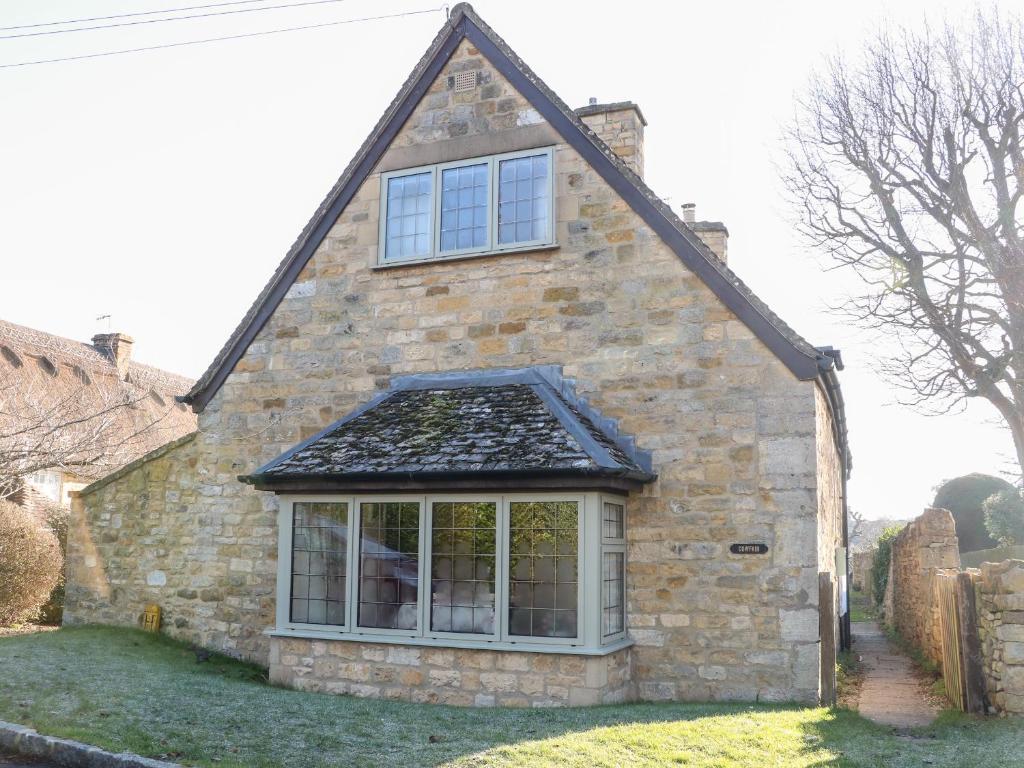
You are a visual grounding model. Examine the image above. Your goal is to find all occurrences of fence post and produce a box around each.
[819,572,836,706]
[956,571,987,714]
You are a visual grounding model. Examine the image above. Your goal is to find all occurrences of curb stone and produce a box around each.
[0,721,182,768]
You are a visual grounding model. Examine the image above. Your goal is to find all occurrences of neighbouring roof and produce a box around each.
[242,367,655,492]
[0,318,197,482]
[182,2,830,417]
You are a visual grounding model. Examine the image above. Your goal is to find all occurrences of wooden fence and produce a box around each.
[934,571,985,713]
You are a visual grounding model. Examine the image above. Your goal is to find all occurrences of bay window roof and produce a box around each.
[241,367,654,493]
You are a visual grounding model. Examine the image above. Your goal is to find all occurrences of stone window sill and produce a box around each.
[266,627,633,656]
[372,242,560,270]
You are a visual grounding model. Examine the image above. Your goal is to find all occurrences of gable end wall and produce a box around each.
[66,38,826,703]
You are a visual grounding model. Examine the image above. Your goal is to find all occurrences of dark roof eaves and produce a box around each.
[241,465,654,490]
[185,3,820,412]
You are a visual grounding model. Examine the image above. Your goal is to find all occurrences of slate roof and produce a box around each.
[182,2,831,415]
[243,369,654,491]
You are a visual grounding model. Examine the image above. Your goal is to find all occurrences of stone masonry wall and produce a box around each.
[973,560,1024,715]
[66,38,834,703]
[270,638,632,707]
[65,434,211,639]
[887,508,960,666]
[815,385,844,654]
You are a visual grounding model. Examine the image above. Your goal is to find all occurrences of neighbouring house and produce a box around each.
[65,4,851,706]
[0,319,196,517]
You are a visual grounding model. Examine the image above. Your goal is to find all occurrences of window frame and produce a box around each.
[272,492,629,655]
[376,146,556,266]
[352,495,426,639]
[275,495,358,634]
[378,163,437,264]
[423,494,503,643]
[599,495,628,643]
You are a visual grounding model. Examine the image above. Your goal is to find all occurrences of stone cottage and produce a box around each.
[66,4,851,706]
[0,319,196,513]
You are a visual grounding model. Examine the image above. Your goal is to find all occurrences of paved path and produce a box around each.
[854,620,939,729]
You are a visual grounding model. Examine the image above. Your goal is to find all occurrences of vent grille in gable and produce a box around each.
[454,70,477,92]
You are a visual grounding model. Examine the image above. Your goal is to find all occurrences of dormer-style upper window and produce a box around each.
[379,147,554,266]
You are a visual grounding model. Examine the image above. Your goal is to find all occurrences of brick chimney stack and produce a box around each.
[575,99,646,178]
[92,333,134,375]
[681,203,729,264]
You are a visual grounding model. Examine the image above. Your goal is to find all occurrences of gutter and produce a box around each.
[239,465,657,491]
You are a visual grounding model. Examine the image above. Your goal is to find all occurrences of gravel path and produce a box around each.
[854,620,940,729]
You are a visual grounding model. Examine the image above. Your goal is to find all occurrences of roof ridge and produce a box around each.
[0,318,195,394]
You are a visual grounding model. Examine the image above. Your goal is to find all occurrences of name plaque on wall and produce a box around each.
[730,543,769,555]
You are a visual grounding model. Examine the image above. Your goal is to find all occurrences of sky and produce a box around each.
[1,0,1019,520]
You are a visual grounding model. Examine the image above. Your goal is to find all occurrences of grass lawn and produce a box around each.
[1,627,1021,767]
[848,591,878,624]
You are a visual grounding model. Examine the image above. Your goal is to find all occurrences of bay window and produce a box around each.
[274,493,628,654]
[378,147,555,265]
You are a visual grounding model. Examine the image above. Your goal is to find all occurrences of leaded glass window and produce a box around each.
[357,501,421,630]
[497,154,549,246]
[281,493,627,652]
[378,148,553,264]
[384,171,432,260]
[603,501,624,540]
[290,501,348,626]
[430,501,496,634]
[508,501,578,639]
[440,163,488,253]
[602,552,625,637]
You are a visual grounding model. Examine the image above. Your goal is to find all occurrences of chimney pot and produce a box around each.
[588,97,597,105]
[92,332,134,375]
[684,204,729,263]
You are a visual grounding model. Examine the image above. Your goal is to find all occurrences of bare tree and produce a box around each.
[0,361,176,501]
[785,9,1024,478]
[848,506,866,548]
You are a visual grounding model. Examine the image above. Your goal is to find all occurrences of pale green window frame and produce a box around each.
[272,492,630,655]
[377,146,556,266]
[599,496,627,642]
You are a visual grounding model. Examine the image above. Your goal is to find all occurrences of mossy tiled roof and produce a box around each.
[244,369,653,489]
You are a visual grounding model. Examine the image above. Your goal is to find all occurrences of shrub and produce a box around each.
[983,489,1024,546]
[0,499,63,626]
[871,524,903,606]
[933,473,1016,552]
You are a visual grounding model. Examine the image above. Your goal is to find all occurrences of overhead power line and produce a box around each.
[0,0,272,32]
[0,7,446,69]
[0,0,358,40]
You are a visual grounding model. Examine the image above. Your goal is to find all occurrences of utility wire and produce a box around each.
[0,0,272,32]
[0,0,358,40]
[0,7,445,69]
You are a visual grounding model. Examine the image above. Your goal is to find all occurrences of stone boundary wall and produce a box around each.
[886,508,960,666]
[882,507,1024,715]
[972,560,1024,715]
[270,637,633,707]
